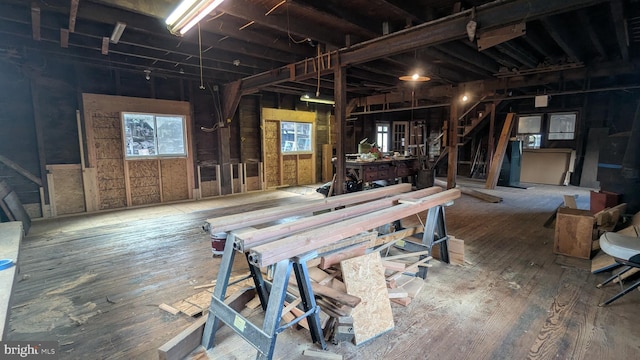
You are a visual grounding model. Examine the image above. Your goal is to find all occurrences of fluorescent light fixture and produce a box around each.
[110,21,126,44]
[300,94,335,105]
[166,0,225,36]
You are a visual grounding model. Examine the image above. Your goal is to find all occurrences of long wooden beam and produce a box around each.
[0,155,42,186]
[236,0,606,94]
[204,183,412,234]
[248,189,461,267]
[234,186,443,252]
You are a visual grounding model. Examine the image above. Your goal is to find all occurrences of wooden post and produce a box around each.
[447,94,459,189]
[218,127,232,195]
[334,65,346,195]
[488,102,496,170]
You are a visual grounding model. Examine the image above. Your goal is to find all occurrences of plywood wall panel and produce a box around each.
[161,158,189,202]
[283,155,297,186]
[47,164,85,215]
[297,154,313,185]
[128,160,160,206]
[264,120,280,187]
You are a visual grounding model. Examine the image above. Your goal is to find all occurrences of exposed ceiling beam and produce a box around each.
[610,0,629,62]
[494,42,538,68]
[540,16,582,62]
[101,36,109,54]
[436,42,500,73]
[522,26,557,61]
[355,61,638,107]
[237,0,607,94]
[69,0,79,32]
[577,9,606,60]
[368,0,423,25]
[422,47,494,77]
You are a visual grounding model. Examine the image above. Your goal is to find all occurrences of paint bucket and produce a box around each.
[211,232,227,256]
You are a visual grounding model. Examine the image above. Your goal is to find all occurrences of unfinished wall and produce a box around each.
[83,94,193,210]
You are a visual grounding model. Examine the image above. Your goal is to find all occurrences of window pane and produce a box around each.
[281,121,312,153]
[124,113,156,157]
[548,113,576,140]
[517,115,542,134]
[156,116,186,155]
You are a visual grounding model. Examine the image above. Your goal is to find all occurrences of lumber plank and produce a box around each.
[320,244,367,270]
[341,252,394,345]
[401,277,425,298]
[302,349,343,359]
[249,189,461,267]
[235,186,441,251]
[485,113,515,189]
[0,154,42,186]
[159,303,180,315]
[206,183,413,233]
[310,282,361,308]
[613,268,640,284]
[381,260,406,272]
[564,195,578,209]
[387,288,409,298]
[386,257,433,281]
[448,236,465,265]
[390,297,412,306]
[382,250,430,261]
[158,288,255,360]
[373,226,424,247]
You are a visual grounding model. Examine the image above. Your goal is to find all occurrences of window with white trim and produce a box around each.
[123,112,187,158]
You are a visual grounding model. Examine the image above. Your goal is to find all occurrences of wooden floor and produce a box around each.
[7,181,640,359]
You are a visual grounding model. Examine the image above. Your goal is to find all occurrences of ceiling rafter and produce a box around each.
[540,16,582,62]
[578,9,606,60]
[610,0,630,62]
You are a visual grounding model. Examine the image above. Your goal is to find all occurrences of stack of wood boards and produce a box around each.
[200,184,461,348]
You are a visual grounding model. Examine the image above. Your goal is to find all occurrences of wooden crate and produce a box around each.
[554,207,595,259]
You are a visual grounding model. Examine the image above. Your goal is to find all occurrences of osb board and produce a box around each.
[340,252,394,345]
[47,164,85,215]
[128,160,160,206]
[161,158,189,202]
[200,180,219,197]
[263,120,280,187]
[83,167,99,212]
[521,149,572,185]
[262,108,315,123]
[82,93,194,208]
[297,154,314,185]
[283,155,297,186]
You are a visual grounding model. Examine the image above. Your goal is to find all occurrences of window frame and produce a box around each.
[280,121,314,154]
[376,123,390,153]
[122,112,188,159]
[547,112,577,141]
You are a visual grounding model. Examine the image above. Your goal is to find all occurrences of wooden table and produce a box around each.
[345,158,419,183]
[0,222,22,340]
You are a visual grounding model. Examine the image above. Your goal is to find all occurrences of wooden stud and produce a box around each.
[0,155,42,186]
[69,0,79,33]
[60,29,69,48]
[101,37,109,55]
[31,4,40,41]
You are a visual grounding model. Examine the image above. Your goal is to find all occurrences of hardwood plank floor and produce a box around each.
[7,182,640,359]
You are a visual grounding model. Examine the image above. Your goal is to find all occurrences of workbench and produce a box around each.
[346,158,419,183]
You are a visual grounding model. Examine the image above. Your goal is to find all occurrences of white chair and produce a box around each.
[597,229,640,306]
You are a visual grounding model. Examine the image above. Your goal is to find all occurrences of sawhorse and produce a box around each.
[394,204,450,278]
[201,231,326,360]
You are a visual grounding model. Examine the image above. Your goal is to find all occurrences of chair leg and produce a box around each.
[597,266,632,288]
[599,278,640,307]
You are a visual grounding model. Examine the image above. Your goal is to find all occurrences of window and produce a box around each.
[376,124,389,152]
[281,121,312,153]
[548,112,576,140]
[516,114,542,149]
[123,112,186,158]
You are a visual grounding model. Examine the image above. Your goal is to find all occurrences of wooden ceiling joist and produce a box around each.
[578,9,607,59]
[610,0,630,62]
[60,28,69,48]
[540,17,582,62]
[238,0,607,95]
